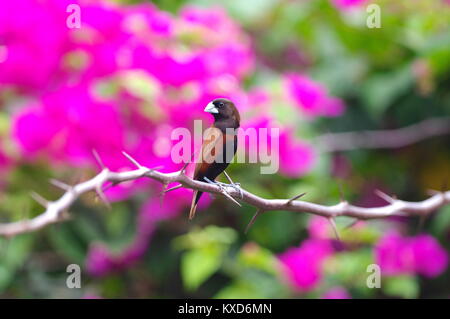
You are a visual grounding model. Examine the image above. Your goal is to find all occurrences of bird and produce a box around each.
[189,98,241,219]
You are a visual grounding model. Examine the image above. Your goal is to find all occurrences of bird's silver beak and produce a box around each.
[204,102,219,114]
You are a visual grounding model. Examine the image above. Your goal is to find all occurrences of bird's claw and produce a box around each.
[227,182,244,199]
[203,177,243,206]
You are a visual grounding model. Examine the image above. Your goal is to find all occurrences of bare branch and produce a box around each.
[316,117,450,152]
[0,152,449,237]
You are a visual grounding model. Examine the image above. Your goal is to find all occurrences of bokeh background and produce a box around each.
[0,0,450,299]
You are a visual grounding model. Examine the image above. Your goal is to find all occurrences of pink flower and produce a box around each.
[0,0,72,91]
[331,0,368,11]
[322,286,351,299]
[278,129,315,177]
[412,235,449,277]
[284,73,345,118]
[375,233,448,278]
[278,239,334,292]
[68,2,131,81]
[12,83,126,168]
[308,216,332,239]
[239,116,315,177]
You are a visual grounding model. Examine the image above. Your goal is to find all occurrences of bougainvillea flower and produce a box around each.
[322,286,351,299]
[0,0,72,91]
[375,232,448,278]
[331,0,368,11]
[278,129,315,177]
[284,73,345,117]
[278,239,334,291]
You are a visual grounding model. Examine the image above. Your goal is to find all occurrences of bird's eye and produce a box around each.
[219,102,224,107]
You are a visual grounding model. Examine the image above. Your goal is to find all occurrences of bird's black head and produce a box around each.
[204,98,240,129]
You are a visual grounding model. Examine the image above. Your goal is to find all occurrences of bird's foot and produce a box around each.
[224,181,244,199]
[203,177,242,206]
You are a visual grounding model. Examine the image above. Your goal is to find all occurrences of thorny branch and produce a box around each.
[0,151,449,237]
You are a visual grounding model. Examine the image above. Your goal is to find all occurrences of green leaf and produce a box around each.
[0,234,33,269]
[181,245,224,291]
[237,243,277,275]
[0,235,33,292]
[384,275,419,299]
[215,281,261,299]
[362,65,414,118]
[48,226,86,263]
[431,205,450,236]
[0,264,13,292]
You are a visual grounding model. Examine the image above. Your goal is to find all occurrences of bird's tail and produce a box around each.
[189,190,203,220]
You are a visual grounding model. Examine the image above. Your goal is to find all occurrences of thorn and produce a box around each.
[204,177,241,207]
[344,219,360,230]
[102,181,119,194]
[337,182,346,203]
[180,161,190,175]
[95,186,111,210]
[122,151,142,169]
[30,192,49,208]
[221,189,242,207]
[221,172,243,199]
[162,184,183,194]
[245,209,263,234]
[223,171,234,184]
[328,217,341,242]
[179,149,199,175]
[92,149,106,170]
[417,214,428,234]
[49,179,72,191]
[58,209,71,220]
[375,189,395,203]
[286,192,307,205]
[160,183,168,208]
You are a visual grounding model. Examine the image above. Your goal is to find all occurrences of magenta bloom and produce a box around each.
[12,83,126,168]
[375,233,448,278]
[0,0,72,91]
[284,73,345,118]
[411,235,449,277]
[331,0,368,11]
[322,286,351,299]
[308,216,332,239]
[239,116,315,177]
[131,5,253,87]
[278,239,334,292]
[278,129,315,177]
